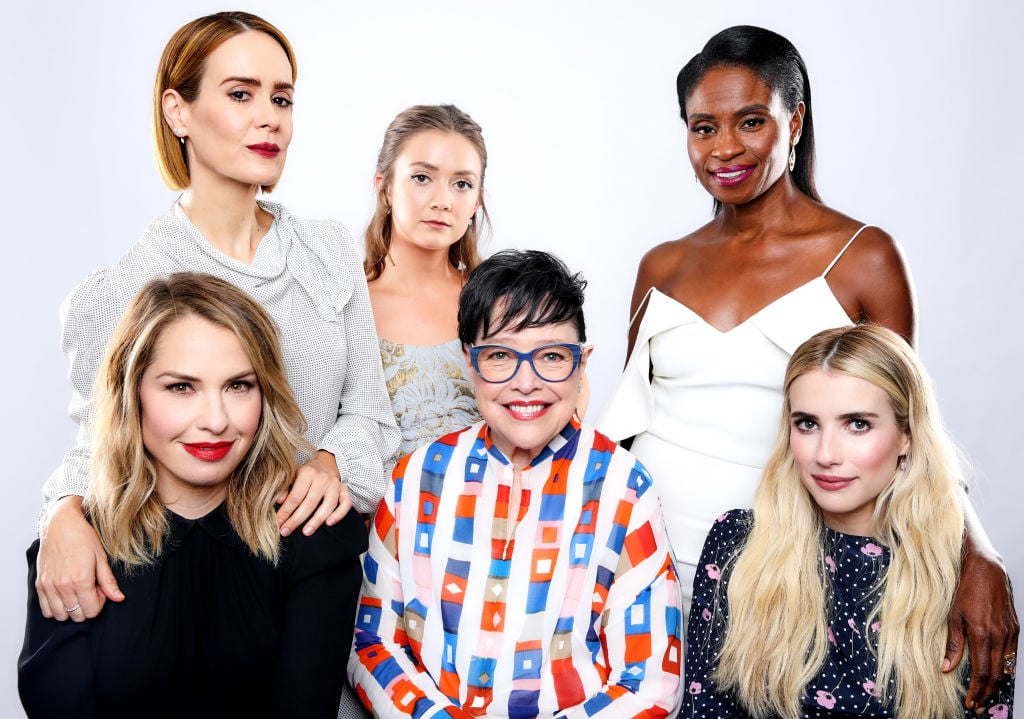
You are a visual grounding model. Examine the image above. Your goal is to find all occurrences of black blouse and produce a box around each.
[19,503,367,718]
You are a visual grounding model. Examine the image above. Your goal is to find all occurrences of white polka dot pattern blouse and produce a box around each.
[43,200,400,515]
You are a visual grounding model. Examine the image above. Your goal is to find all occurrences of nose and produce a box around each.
[711,126,742,161]
[814,427,841,467]
[198,391,230,435]
[430,183,452,211]
[507,356,541,392]
[256,95,281,131]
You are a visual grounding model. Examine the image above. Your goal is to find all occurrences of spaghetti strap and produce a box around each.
[822,224,872,277]
[628,287,656,329]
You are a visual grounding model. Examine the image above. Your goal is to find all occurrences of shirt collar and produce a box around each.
[482,414,582,468]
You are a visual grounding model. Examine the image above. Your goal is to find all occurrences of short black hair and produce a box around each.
[677,25,819,214]
[458,250,587,346]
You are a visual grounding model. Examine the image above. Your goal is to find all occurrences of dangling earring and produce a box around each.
[788,145,796,173]
[899,454,909,471]
[385,205,391,217]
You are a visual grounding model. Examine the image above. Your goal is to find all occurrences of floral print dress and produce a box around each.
[682,509,1015,718]
[379,337,480,468]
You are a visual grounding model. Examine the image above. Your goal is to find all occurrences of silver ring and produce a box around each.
[63,604,81,614]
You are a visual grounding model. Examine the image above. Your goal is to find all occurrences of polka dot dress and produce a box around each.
[681,509,1015,718]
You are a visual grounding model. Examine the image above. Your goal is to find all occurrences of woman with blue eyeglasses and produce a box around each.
[348,250,684,717]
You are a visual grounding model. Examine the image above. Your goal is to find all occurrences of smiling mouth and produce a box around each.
[183,442,234,462]
[505,403,549,420]
[712,166,755,186]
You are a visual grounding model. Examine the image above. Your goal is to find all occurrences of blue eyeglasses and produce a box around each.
[469,343,584,383]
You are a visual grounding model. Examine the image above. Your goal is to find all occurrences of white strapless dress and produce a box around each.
[596,228,868,606]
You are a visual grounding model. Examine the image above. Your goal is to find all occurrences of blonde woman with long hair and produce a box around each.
[20,274,367,717]
[683,324,1015,719]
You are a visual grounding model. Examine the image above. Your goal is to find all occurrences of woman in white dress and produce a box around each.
[598,25,1016,708]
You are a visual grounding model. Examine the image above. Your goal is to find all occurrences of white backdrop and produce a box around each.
[3,1,1020,714]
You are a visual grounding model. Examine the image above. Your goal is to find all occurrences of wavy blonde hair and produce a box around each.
[86,273,311,567]
[364,104,489,281]
[716,323,967,719]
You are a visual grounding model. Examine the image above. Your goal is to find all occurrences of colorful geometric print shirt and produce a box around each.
[349,418,683,718]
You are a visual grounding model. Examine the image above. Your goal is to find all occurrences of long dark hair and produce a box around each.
[677,25,819,215]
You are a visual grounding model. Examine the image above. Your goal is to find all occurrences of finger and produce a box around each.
[276,475,313,531]
[326,483,354,526]
[35,576,56,619]
[283,491,325,537]
[942,617,966,673]
[962,628,992,710]
[95,553,125,604]
[73,586,105,622]
[303,480,345,534]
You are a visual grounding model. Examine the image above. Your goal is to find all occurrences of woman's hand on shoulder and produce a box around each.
[276,450,354,537]
[828,225,917,345]
[36,495,124,622]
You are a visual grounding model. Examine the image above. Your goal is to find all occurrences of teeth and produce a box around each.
[717,169,746,179]
[509,404,545,416]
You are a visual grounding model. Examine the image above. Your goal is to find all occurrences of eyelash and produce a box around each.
[227,90,293,108]
[410,175,475,191]
[792,418,873,433]
[793,418,817,433]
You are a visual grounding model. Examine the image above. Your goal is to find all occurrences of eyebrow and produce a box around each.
[687,104,771,123]
[219,76,294,92]
[409,161,479,179]
[154,370,257,383]
[790,410,882,420]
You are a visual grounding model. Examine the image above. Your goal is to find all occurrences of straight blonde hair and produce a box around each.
[716,324,966,719]
[87,273,311,566]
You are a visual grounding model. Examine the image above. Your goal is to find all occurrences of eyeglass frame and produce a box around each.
[468,343,585,384]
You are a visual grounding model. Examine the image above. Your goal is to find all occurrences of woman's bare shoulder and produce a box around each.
[636,225,713,285]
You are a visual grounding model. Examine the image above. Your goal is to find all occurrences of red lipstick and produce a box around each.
[183,441,234,462]
[505,401,549,422]
[247,143,280,158]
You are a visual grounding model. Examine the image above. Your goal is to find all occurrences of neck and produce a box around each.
[158,483,228,520]
[381,238,461,283]
[178,178,269,263]
[716,176,811,237]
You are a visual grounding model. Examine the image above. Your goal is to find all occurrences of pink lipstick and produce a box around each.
[712,165,755,187]
[247,143,280,158]
[812,474,855,491]
[183,441,234,462]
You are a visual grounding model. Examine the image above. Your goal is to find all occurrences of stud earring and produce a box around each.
[788,145,797,173]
